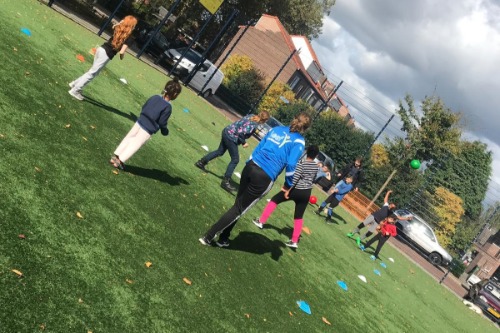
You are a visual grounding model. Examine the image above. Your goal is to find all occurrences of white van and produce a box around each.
[163,47,224,97]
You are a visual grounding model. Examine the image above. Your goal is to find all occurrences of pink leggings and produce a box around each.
[259,201,304,243]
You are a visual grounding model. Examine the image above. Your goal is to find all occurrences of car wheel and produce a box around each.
[202,89,213,98]
[428,252,442,266]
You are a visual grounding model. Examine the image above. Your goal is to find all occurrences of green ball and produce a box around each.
[410,159,421,169]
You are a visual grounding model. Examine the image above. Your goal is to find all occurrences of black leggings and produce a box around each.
[270,188,311,219]
[204,161,273,241]
[364,233,390,257]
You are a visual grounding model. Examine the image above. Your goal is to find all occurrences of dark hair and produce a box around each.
[306,145,319,159]
[387,213,398,220]
[163,77,182,100]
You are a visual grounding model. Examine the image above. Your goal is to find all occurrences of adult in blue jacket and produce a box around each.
[199,113,311,247]
[315,175,354,223]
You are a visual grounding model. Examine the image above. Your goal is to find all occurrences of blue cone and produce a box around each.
[374,269,381,276]
[20,28,32,36]
[380,262,387,268]
[337,280,348,291]
[297,300,311,315]
[183,108,189,113]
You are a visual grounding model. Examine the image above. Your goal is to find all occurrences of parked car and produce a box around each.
[253,117,284,140]
[394,209,453,266]
[467,279,500,323]
[162,47,223,97]
[135,29,170,57]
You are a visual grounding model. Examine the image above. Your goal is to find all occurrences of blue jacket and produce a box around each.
[250,126,305,187]
[137,95,172,135]
[332,180,353,201]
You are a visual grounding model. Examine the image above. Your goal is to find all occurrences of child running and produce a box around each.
[195,111,270,192]
[198,113,311,248]
[314,175,354,223]
[109,78,182,169]
[360,213,398,260]
[252,145,320,249]
[68,15,137,100]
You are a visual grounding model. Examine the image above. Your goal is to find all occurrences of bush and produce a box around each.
[220,55,266,106]
[449,258,466,278]
[257,82,296,115]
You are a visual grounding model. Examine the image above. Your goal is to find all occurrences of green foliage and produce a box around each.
[431,141,492,219]
[274,99,315,125]
[449,217,483,254]
[370,144,390,168]
[220,54,266,106]
[305,112,374,168]
[450,258,467,278]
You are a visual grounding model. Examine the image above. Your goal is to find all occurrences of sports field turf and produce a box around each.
[0,1,497,332]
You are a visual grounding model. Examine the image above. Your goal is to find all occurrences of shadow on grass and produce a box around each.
[84,96,138,122]
[226,231,285,261]
[313,210,346,225]
[264,224,294,239]
[194,168,240,195]
[124,165,189,186]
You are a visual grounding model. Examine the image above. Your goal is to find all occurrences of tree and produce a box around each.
[432,187,465,248]
[220,54,265,105]
[257,82,295,115]
[370,144,389,168]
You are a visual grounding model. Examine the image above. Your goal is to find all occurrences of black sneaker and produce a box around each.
[325,217,334,224]
[216,239,230,248]
[195,160,207,171]
[221,178,236,192]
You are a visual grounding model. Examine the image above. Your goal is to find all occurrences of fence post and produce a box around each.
[313,80,343,121]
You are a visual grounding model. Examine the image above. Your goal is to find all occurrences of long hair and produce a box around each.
[111,15,137,50]
[251,111,270,124]
[163,77,182,101]
[289,112,311,134]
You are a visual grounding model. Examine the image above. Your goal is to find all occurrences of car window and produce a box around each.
[175,48,202,64]
[410,219,436,241]
[485,283,500,300]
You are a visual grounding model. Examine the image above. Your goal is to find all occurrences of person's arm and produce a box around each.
[158,104,172,136]
[119,44,128,60]
[284,138,305,188]
[383,190,393,204]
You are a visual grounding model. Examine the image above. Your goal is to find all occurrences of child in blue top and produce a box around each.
[110,78,182,169]
[315,175,353,223]
[195,111,269,192]
[199,113,311,248]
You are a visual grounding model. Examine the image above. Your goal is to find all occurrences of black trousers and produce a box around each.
[201,130,239,178]
[364,233,390,257]
[365,232,391,257]
[204,161,273,241]
[270,188,311,219]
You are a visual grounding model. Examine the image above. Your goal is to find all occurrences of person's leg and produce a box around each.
[200,134,227,164]
[224,135,240,179]
[203,162,273,243]
[360,221,379,240]
[70,47,110,92]
[364,233,381,249]
[316,193,333,214]
[113,123,151,163]
[352,215,375,234]
[326,198,340,222]
[289,189,310,243]
[373,235,389,258]
[259,191,287,223]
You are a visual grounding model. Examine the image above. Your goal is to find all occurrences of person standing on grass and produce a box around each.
[336,157,364,191]
[315,175,354,223]
[68,15,137,101]
[198,113,311,248]
[252,145,319,249]
[347,190,412,246]
[195,111,270,193]
[360,213,398,260]
[109,78,182,169]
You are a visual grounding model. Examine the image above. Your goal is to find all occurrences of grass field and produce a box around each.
[0,1,497,332]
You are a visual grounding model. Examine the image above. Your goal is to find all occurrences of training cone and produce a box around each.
[358,275,367,283]
[297,300,311,315]
[337,280,348,291]
[374,269,381,276]
[410,159,421,169]
[309,195,317,204]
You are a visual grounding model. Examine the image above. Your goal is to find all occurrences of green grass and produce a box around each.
[0,1,497,332]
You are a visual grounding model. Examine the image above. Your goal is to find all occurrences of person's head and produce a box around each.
[251,111,270,124]
[354,157,362,168]
[112,15,138,50]
[163,77,182,101]
[306,145,319,159]
[345,175,353,183]
[289,112,311,134]
[389,202,396,210]
[386,213,398,223]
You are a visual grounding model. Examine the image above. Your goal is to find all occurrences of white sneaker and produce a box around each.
[252,218,263,229]
[68,89,84,101]
[285,240,298,249]
[198,237,211,246]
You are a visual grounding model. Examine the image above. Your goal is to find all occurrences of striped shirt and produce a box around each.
[291,160,318,190]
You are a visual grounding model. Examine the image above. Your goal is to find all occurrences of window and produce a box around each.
[288,76,300,90]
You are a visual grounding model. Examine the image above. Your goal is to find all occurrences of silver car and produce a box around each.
[395,209,453,266]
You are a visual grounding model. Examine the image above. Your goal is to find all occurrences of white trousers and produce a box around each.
[70,47,110,92]
[114,122,151,163]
